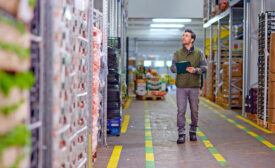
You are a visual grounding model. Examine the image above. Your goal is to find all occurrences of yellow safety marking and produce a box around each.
[236,125,245,129]
[200,97,225,110]
[227,119,235,123]
[146,153,155,161]
[208,107,214,110]
[203,140,214,148]
[145,125,151,129]
[124,98,132,109]
[262,141,275,148]
[89,134,92,168]
[236,115,273,134]
[107,145,123,168]
[187,119,191,122]
[121,115,130,133]
[197,131,205,137]
[213,110,219,113]
[247,131,258,137]
[145,141,153,147]
[145,132,152,136]
[145,119,150,123]
[219,114,226,118]
[213,154,226,162]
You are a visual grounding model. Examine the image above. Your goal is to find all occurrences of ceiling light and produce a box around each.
[153,18,192,23]
[150,29,180,32]
[150,24,184,28]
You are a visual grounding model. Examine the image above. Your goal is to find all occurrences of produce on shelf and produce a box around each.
[0,0,35,167]
[92,27,102,156]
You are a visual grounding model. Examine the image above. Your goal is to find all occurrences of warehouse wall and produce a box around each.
[128,0,204,18]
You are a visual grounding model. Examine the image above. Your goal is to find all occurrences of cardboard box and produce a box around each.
[268,108,275,124]
[268,81,275,108]
[269,33,275,73]
[222,62,243,77]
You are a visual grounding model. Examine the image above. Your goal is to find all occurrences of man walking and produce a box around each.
[170,29,207,144]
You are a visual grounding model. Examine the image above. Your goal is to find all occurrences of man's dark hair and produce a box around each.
[184,29,196,42]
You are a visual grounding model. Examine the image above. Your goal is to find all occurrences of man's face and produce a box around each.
[182,32,194,45]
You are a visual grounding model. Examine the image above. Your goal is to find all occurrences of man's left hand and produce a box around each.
[186,67,196,74]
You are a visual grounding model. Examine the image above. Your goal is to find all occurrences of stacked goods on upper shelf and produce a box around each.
[257,12,275,125]
[245,88,258,120]
[107,37,121,136]
[92,27,102,158]
[0,0,35,167]
[268,33,275,131]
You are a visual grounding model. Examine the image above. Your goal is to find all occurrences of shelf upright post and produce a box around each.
[217,20,222,95]
[210,25,213,61]
[229,7,233,109]
[264,12,268,127]
[102,0,108,146]
[242,0,247,116]
[41,0,54,167]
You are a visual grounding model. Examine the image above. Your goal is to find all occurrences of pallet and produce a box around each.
[257,118,268,128]
[246,113,258,121]
[136,95,165,101]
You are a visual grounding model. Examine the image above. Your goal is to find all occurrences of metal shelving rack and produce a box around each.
[38,0,97,167]
[203,0,245,111]
[29,0,43,167]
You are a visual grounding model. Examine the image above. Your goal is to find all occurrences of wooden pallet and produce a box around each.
[136,95,165,101]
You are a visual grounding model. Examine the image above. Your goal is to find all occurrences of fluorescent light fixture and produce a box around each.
[155,60,165,67]
[144,60,152,67]
[150,24,184,28]
[150,29,180,32]
[166,61,172,67]
[153,18,192,23]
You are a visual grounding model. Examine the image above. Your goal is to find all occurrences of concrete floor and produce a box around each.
[95,91,275,168]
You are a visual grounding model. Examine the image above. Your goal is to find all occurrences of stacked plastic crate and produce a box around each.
[107,38,121,136]
[0,1,35,167]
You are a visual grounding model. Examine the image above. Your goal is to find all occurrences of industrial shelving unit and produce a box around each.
[28,0,109,167]
[203,0,246,112]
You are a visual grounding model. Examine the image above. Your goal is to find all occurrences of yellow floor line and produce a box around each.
[200,96,225,110]
[124,98,132,109]
[236,115,273,134]
[121,115,130,133]
[107,145,123,168]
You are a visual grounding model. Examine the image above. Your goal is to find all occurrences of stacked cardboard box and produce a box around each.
[221,62,243,108]
[268,33,275,130]
[136,79,147,96]
[206,61,216,101]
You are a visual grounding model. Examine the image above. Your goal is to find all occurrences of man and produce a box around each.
[170,29,207,144]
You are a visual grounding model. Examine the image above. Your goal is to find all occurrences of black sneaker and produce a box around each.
[177,134,185,144]
[189,132,197,141]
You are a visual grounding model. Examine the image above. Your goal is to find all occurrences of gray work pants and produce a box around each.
[176,88,200,135]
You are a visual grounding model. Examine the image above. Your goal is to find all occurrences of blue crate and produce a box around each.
[107,117,121,136]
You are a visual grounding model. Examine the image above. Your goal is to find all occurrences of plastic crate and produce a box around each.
[107,117,121,136]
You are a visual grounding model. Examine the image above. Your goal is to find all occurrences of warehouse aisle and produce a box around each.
[95,91,275,168]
